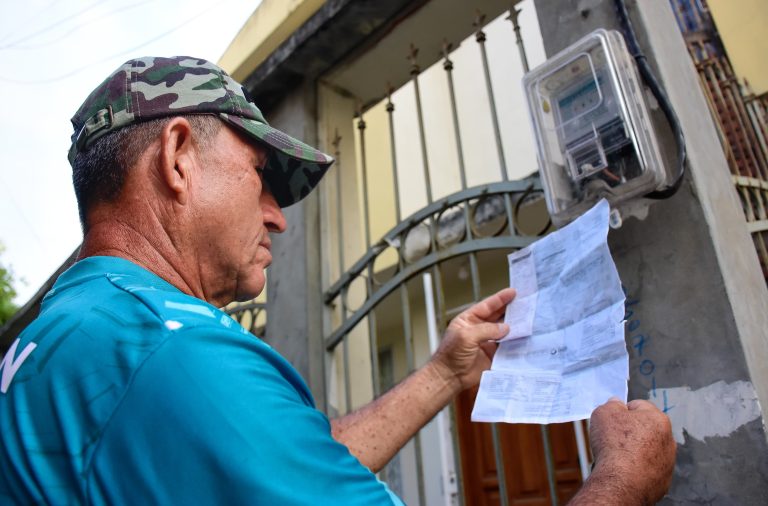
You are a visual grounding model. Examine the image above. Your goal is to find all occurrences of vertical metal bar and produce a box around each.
[756,231,768,273]
[386,86,403,224]
[400,273,426,505]
[357,113,373,247]
[504,193,516,237]
[425,206,447,331]
[474,13,509,181]
[430,261,447,332]
[443,41,482,302]
[366,265,381,399]
[540,425,559,506]
[573,420,591,481]
[745,87,768,180]
[380,85,425,493]
[356,111,380,399]
[750,94,768,168]
[507,4,530,73]
[342,334,352,414]
[401,278,426,505]
[399,282,412,369]
[387,89,414,378]
[447,402,466,506]
[442,42,468,190]
[740,186,755,222]
[413,434,427,506]
[386,84,425,500]
[727,74,768,177]
[468,254,482,303]
[332,131,347,277]
[491,424,510,506]
[423,273,459,505]
[408,44,434,204]
[409,43,446,330]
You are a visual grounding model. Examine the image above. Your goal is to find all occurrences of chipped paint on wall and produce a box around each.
[649,380,761,445]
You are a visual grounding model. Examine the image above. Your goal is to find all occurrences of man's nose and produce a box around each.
[262,189,287,233]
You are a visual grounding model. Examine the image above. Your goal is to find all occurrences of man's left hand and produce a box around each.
[429,288,516,392]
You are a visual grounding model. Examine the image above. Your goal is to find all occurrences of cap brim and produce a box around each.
[219,113,334,207]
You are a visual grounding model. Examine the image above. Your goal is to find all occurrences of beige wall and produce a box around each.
[708,0,768,96]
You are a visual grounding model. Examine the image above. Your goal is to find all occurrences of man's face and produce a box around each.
[190,125,287,304]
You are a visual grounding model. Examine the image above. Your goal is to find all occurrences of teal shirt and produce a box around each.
[0,256,403,505]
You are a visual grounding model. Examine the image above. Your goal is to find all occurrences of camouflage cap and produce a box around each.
[68,56,334,207]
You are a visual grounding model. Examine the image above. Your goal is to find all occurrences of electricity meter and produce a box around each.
[523,29,668,226]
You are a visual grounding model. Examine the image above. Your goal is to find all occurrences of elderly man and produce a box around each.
[0,57,675,505]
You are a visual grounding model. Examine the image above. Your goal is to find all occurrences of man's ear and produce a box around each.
[158,117,197,205]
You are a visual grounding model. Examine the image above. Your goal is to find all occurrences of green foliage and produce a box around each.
[0,244,18,326]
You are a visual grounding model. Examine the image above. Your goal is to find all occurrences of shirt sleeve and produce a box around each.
[85,327,401,506]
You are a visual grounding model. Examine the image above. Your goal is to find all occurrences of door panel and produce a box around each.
[454,385,586,505]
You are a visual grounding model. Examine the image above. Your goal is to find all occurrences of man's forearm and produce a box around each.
[330,360,461,472]
[330,289,513,473]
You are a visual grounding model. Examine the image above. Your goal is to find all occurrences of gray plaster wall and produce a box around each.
[261,82,326,409]
[533,0,768,503]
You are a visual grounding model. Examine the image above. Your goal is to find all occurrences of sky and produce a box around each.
[0,0,262,305]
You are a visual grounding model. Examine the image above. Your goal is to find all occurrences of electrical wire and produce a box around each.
[0,0,233,85]
[1,0,156,52]
[614,0,687,199]
[0,0,62,45]
[0,0,113,50]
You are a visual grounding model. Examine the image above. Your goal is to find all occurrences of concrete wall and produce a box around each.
[218,0,325,80]
[533,0,768,503]
[261,83,327,408]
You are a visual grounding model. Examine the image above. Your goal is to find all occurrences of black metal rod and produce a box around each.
[409,44,434,204]
[475,17,509,181]
[507,4,530,73]
[443,40,482,302]
[491,424,510,506]
[386,88,403,224]
[357,114,373,247]
[541,425,559,506]
[342,335,352,414]
[443,43,468,189]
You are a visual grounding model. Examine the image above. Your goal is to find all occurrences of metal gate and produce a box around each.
[315,2,588,504]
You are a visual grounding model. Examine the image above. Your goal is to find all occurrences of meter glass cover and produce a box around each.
[523,29,666,226]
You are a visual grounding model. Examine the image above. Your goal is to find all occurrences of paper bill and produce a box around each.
[472,199,627,424]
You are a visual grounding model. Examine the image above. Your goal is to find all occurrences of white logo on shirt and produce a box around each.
[0,338,37,394]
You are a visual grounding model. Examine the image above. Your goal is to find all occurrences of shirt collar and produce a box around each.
[46,255,181,302]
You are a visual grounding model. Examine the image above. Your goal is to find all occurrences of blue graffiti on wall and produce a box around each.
[624,288,674,413]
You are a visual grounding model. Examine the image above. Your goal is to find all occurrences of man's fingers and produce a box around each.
[627,399,659,411]
[463,288,516,321]
[479,340,498,360]
[592,398,627,420]
[607,396,626,405]
[461,322,509,343]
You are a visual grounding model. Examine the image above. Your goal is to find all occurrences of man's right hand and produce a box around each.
[570,398,676,505]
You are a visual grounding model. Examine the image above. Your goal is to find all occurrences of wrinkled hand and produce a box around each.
[429,288,515,392]
[588,399,676,504]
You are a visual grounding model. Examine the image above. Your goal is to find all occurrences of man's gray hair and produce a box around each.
[71,114,222,231]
